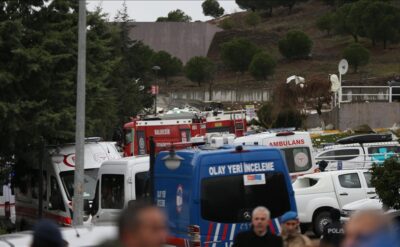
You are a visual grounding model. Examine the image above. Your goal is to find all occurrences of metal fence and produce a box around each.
[340,86,400,103]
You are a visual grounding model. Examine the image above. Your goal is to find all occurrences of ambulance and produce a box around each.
[15,139,121,230]
[90,156,150,224]
[155,145,296,247]
[234,131,317,178]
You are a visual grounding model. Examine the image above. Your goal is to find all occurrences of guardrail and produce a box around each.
[339,86,400,103]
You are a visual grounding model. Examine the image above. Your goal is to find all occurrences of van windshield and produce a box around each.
[201,172,291,223]
[282,147,312,173]
[60,169,98,200]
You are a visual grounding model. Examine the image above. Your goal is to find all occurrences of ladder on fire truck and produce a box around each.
[228,110,246,134]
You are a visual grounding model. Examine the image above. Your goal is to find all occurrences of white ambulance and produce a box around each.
[234,131,317,178]
[15,139,121,230]
[90,156,150,224]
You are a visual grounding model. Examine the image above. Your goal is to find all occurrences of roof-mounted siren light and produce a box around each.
[276,131,295,137]
[85,137,102,142]
[162,149,184,170]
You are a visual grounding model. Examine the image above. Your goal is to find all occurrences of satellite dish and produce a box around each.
[330,74,340,92]
[338,59,349,75]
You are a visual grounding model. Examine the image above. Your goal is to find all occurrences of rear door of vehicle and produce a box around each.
[333,172,367,207]
[197,149,295,246]
[361,171,376,198]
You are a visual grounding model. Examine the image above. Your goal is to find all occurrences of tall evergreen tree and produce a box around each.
[0,0,152,168]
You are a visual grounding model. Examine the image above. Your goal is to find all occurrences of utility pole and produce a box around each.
[152,66,160,115]
[73,0,86,226]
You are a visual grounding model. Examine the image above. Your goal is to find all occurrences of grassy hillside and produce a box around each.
[169,0,400,91]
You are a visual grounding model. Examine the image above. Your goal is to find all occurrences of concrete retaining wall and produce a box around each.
[128,22,221,64]
[306,103,400,130]
[337,102,400,130]
[170,89,272,102]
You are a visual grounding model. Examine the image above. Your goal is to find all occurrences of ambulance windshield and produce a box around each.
[60,169,98,201]
[281,147,312,173]
[201,172,291,223]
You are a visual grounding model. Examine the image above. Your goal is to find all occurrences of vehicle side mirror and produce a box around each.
[84,199,91,213]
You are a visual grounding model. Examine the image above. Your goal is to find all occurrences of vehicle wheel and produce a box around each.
[313,211,332,237]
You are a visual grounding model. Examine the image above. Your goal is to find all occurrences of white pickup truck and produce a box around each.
[293,170,375,236]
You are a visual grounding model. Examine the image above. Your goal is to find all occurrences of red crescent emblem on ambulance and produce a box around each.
[63,154,76,167]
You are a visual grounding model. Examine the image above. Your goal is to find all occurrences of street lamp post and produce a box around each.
[152,66,161,115]
[73,0,87,226]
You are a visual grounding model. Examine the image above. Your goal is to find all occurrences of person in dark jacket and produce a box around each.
[233,206,283,247]
[31,219,67,247]
[320,208,344,247]
[98,201,168,247]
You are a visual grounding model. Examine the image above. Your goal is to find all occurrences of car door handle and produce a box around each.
[340,192,348,196]
[367,191,376,194]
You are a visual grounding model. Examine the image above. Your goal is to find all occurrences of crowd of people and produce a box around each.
[30,202,399,247]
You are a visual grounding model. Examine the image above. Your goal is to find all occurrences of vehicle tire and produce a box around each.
[313,211,332,237]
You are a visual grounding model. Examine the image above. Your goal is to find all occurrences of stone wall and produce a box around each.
[128,22,221,64]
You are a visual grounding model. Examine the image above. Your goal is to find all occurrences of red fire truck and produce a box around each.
[123,110,247,157]
[123,117,206,156]
[205,110,247,137]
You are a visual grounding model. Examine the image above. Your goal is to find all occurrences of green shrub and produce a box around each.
[245,11,261,28]
[371,158,400,210]
[249,52,276,80]
[343,43,370,72]
[185,56,215,86]
[219,18,234,30]
[316,13,334,35]
[220,38,260,73]
[273,107,303,129]
[278,30,313,59]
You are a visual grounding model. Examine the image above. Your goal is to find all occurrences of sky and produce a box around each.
[87,0,241,22]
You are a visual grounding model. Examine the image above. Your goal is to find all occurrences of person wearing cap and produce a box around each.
[31,219,67,247]
[233,206,283,247]
[280,211,312,247]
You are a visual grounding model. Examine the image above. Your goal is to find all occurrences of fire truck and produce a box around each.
[123,110,247,157]
[123,117,206,157]
[205,110,247,137]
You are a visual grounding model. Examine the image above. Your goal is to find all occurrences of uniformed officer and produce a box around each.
[280,211,312,247]
[320,208,344,247]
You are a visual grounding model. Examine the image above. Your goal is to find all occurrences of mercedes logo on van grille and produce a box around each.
[243,211,251,221]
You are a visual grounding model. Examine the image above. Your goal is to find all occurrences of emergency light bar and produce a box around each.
[276,131,295,137]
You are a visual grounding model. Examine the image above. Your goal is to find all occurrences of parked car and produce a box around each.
[341,196,397,222]
[315,141,400,170]
[293,170,375,236]
[0,224,117,247]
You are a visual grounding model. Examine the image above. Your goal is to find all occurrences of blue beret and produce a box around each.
[280,211,298,223]
[33,219,64,247]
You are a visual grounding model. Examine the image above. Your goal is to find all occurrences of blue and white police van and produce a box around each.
[155,145,296,247]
